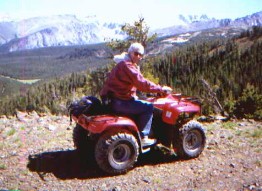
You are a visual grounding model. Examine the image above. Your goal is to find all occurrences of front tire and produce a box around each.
[174,120,206,159]
[95,130,139,175]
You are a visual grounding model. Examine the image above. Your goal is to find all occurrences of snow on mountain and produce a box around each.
[0,12,261,52]
[231,11,262,27]
[154,12,262,37]
[0,15,126,52]
[178,14,211,24]
[162,32,199,44]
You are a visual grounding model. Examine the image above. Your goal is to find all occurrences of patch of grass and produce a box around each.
[255,160,262,167]
[13,137,21,144]
[235,129,243,136]
[153,178,162,184]
[222,121,237,130]
[253,147,261,153]
[204,123,217,135]
[250,128,262,138]
[0,163,6,170]
[8,188,20,191]
[227,135,234,140]
[17,79,41,84]
[21,169,30,176]
[20,126,25,131]
[242,126,262,139]
[13,138,23,148]
[6,129,16,136]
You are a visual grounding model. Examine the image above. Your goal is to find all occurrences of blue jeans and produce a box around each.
[110,98,154,138]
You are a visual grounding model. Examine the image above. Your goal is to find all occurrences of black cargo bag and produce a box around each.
[68,96,102,122]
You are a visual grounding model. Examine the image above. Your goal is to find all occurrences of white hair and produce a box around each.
[128,42,144,55]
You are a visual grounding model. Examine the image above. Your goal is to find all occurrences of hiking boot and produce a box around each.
[141,136,156,147]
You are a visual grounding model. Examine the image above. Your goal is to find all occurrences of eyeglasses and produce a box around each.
[134,52,143,57]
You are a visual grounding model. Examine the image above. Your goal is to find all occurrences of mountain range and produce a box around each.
[0,11,261,52]
[154,11,262,36]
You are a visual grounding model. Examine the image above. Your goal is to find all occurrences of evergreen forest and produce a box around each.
[0,27,261,119]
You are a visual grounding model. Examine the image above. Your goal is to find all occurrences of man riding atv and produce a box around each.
[100,42,172,147]
[69,42,206,175]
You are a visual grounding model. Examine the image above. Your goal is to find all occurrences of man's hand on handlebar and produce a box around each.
[161,86,172,94]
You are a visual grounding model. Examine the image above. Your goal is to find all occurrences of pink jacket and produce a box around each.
[100,60,163,100]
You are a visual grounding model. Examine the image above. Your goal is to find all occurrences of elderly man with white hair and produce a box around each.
[100,42,172,147]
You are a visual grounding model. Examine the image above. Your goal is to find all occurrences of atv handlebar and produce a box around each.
[162,86,172,95]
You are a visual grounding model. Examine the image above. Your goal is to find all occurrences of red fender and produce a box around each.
[162,102,200,124]
[76,114,139,134]
[146,94,201,125]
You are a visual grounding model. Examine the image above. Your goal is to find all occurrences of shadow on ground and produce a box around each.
[27,149,105,180]
[27,149,180,180]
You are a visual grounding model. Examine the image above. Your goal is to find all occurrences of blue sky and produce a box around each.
[0,0,261,28]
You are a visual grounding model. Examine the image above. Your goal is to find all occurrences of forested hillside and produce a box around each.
[151,26,262,118]
[0,27,261,119]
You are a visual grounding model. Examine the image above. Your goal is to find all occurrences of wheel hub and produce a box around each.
[112,144,131,162]
[184,130,202,150]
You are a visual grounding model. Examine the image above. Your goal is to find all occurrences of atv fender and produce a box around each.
[77,114,139,134]
[162,102,200,125]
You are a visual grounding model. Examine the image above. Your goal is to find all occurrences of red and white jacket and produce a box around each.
[100,54,163,100]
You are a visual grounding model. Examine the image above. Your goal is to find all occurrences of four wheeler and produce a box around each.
[68,93,206,175]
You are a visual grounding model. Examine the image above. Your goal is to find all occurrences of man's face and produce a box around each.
[130,51,143,64]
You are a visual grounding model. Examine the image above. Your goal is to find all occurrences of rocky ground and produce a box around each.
[0,111,261,191]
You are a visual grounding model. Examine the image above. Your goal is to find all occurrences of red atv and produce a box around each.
[68,93,206,175]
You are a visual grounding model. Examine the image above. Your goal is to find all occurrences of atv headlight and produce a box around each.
[179,112,195,120]
[183,112,190,118]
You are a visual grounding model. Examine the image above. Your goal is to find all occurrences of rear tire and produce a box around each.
[95,130,139,175]
[174,120,206,159]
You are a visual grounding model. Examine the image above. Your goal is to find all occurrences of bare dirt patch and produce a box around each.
[0,112,261,191]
